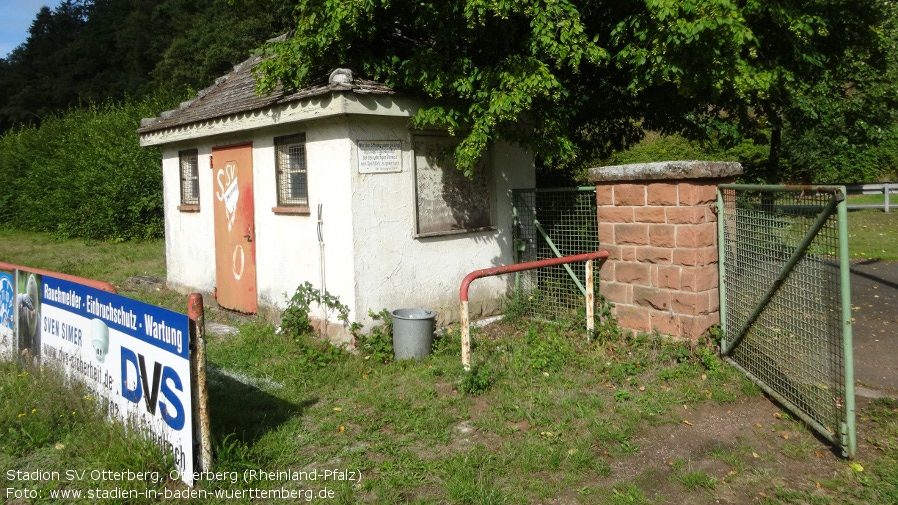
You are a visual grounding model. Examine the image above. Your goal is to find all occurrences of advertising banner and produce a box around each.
[16,271,42,361]
[34,273,194,485]
[0,270,13,359]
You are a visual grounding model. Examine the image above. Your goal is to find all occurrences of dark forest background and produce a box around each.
[0,0,294,131]
[1,0,897,240]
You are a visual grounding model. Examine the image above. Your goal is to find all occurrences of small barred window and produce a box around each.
[179,149,199,206]
[275,134,308,207]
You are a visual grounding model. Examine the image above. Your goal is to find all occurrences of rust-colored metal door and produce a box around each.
[212,143,257,313]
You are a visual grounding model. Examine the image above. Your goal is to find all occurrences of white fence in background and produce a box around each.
[844,182,896,212]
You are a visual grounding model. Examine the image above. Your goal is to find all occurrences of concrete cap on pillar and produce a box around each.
[588,160,743,182]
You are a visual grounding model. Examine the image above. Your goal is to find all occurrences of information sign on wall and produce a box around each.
[358,140,402,173]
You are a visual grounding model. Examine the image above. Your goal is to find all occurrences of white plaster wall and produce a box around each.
[160,107,534,328]
[161,118,358,316]
[349,119,535,325]
[251,118,358,316]
[161,117,358,319]
[162,145,216,293]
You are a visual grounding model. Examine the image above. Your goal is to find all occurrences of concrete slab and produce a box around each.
[205,321,239,337]
[850,259,898,393]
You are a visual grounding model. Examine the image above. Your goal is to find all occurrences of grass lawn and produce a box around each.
[845,185,898,208]
[0,228,194,314]
[847,194,891,206]
[1,229,897,503]
[848,210,898,261]
[3,314,897,503]
[0,228,165,285]
[195,321,898,504]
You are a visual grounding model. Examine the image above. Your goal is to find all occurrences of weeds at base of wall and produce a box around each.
[354,309,394,363]
[278,281,727,398]
[280,283,396,364]
[502,288,621,340]
[280,281,353,337]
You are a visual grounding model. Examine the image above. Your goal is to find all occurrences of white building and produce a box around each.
[138,61,534,340]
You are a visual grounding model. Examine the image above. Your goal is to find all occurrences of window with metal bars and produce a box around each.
[179,149,199,206]
[275,134,309,207]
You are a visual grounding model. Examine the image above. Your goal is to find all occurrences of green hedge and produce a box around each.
[0,95,177,241]
[593,130,898,184]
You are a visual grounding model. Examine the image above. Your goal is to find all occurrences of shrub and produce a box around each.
[354,309,394,363]
[280,282,353,338]
[459,365,493,395]
[0,93,180,240]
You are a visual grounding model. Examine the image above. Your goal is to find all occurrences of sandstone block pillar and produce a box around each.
[588,161,743,339]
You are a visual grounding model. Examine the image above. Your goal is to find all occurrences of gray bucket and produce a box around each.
[391,308,436,360]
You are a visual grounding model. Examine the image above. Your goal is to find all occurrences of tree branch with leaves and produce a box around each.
[256,0,891,180]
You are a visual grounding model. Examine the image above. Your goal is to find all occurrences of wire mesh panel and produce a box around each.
[718,185,854,456]
[512,188,599,320]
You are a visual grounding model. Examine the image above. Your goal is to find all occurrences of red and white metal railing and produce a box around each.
[459,250,610,370]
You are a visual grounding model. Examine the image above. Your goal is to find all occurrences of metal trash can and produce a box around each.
[391,308,436,360]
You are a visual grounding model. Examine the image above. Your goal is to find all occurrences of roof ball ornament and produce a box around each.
[329,68,354,88]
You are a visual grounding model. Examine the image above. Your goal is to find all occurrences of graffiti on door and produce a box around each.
[211,144,257,313]
[216,162,239,232]
[232,245,244,280]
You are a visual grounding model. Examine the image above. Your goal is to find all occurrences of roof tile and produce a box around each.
[138,57,393,134]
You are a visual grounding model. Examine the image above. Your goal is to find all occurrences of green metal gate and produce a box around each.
[717,185,855,457]
[512,187,598,319]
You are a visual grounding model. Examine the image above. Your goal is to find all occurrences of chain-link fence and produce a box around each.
[511,188,599,321]
[718,185,854,456]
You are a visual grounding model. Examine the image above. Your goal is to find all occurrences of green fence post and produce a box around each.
[717,187,728,351]
[837,186,856,457]
[512,190,521,292]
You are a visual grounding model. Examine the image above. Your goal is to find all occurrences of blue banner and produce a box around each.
[35,273,194,484]
[0,271,12,332]
[40,276,188,359]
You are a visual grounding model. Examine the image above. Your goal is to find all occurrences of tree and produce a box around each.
[0,0,294,131]
[0,2,89,129]
[774,1,898,182]
[256,0,891,178]
[150,0,295,94]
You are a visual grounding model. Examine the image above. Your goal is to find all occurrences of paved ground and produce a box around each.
[850,259,898,394]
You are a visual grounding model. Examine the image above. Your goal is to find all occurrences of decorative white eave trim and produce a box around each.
[138,93,422,147]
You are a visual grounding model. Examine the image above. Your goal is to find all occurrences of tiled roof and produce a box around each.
[137,56,394,134]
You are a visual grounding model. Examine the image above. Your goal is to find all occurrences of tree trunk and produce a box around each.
[769,122,782,176]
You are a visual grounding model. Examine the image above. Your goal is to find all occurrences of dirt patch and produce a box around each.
[570,393,874,504]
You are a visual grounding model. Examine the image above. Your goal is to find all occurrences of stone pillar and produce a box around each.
[588,161,742,339]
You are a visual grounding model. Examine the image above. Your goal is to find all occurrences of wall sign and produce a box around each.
[358,140,402,174]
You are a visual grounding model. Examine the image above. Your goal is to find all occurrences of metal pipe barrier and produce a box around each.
[843,181,895,212]
[459,250,610,371]
[188,293,213,472]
